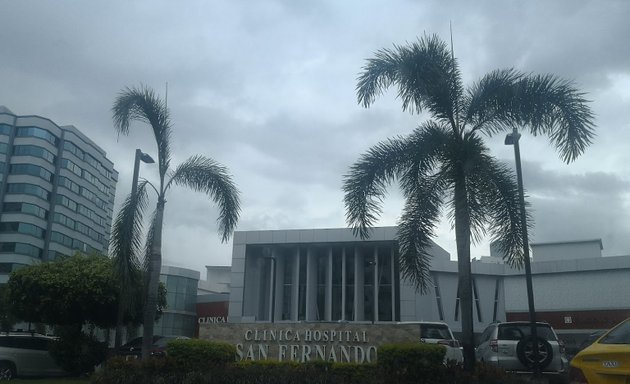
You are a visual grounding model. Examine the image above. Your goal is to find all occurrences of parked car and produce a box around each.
[116,335,190,359]
[0,332,66,380]
[401,321,463,364]
[475,321,566,375]
[569,318,630,384]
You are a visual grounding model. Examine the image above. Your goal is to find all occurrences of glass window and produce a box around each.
[9,164,53,182]
[344,247,355,321]
[0,142,8,154]
[3,202,47,219]
[0,124,12,136]
[61,158,82,176]
[0,242,42,258]
[55,194,77,211]
[6,183,50,200]
[13,145,56,163]
[58,177,80,194]
[316,248,327,320]
[0,222,45,238]
[16,126,58,145]
[599,320,630,345]
[63,141,83,159]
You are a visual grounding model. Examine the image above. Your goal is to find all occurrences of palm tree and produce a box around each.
[112,86,241,360]
[343,34,594,370]
[110,180,149,348]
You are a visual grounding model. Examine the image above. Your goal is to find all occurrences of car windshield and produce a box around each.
[599,320,630,345]
[498,324,557,341]
[421,324,451,339]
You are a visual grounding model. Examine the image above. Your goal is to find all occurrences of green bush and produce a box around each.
[167,339,236,370]
[377,343,446,384]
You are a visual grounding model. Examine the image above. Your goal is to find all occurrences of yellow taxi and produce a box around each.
[569,318,630,384]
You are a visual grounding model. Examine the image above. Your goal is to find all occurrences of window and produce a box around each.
[58,176,80,194]
[0,242,42,258]
[16,126,59,145]
[0,222,45,238]
[61,158,82,176]
[55,194,77,211]
[344,247,355,321]
[6,183,50,200]
[3,202,47,219]
[52,212,75,229]
[13,145,56,163]
[9,163,53,182]
[0,124,12,136]
[63,141,83,159]
[0,142,8,154]
[433,274,445,321]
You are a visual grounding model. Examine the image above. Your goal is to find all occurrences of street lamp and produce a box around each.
[115,148,154,349]
[132,149,155,196]
[505,127,541,376]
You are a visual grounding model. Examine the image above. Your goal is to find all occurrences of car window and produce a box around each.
[0,336,50,350]
[599,320,630,345]
[420,324,451,339]
[478,326,493,344]
[499,324,557,341]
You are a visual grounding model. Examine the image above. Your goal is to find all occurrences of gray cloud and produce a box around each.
[1,0,629,274]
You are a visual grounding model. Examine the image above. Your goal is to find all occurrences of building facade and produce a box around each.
[154,265,200,337]
[0,106,118,283]
[227,227,630,349]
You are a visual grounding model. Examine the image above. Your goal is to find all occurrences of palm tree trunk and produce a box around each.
[454,176,475,372]
[141,197,165,360]
[114,292,125,348]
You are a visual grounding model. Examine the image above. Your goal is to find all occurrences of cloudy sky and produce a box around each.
[2,0,629,277]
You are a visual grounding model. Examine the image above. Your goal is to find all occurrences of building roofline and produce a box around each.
[530,238,603,250]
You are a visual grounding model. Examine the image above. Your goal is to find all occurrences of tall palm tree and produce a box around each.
[343,34,594,370]
[112,86,241,360]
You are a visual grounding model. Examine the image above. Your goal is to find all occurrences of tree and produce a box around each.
[343,34,594,370]
[6,253,165,328]
[110,179,149,348]
[112,85,241,360]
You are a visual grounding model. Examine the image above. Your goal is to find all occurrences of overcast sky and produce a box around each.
[2,0,629,278]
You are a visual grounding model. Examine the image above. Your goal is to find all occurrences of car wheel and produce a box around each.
[516,336,553,370]
[0,361,16,381]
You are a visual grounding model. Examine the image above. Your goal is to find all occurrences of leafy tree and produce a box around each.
[343,34,594,370]
[112,85,241,359]
[6,253,165,328]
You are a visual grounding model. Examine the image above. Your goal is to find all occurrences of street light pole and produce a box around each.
[114,148,155,348]
[505,127,540,377]
[132,149,155,196]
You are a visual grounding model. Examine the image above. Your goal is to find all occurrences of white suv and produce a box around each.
[476,321,566,374]
[401,321,464,364]
[0,333,66,379]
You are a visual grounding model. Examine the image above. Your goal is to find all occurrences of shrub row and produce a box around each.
[90,340,527,384]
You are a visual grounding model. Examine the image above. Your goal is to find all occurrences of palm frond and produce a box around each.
[515,74,595,162]
[357,34,463,127]
[112,85,173,176]
[110,180,149,283]
[344,121,449,239]
[166,155,241,242]
[466,71,595,162]
[464,68,523,135]
[473,155,532,267]
[397,172,448,292]
[343,138,411,239]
